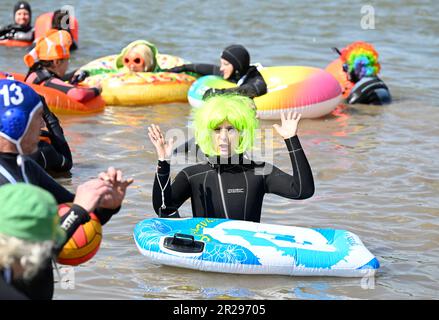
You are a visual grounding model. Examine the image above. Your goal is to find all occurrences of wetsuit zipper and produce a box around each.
[217,170,229,219]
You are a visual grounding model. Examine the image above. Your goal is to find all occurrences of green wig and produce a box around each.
[193,95,259,156]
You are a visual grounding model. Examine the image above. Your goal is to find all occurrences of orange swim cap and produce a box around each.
[24,29,72,67]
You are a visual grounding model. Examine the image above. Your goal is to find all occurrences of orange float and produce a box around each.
[0,72,105,115]
[0,39,32,47]
[325,58,354,98]
[34,12,79,45]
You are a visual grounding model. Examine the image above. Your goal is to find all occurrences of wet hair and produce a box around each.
[194,94,258,156]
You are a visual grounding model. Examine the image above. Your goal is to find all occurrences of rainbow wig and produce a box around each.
[341,41,381,79]
[193,95,258,156]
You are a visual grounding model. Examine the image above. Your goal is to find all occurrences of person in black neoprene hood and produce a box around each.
[163,44,267,99]
[0,1,34,42]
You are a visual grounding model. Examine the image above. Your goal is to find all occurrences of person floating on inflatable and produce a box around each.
[0,79,133,299]
[163,44,267,99]
[0,1,34,43]
[29,96,73,173]
[81,40,161,76]
[332,41,391,105]
[148,95,314,222]
[23,29,101,103]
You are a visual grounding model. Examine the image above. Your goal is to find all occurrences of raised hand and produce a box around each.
[273,111,302,139]
[74,179,112,213]
[97,167,134,210]
[148,124,174,161]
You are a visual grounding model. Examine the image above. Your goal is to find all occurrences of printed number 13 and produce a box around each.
[0,84,25,107]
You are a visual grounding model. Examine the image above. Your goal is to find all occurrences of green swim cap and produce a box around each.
[0,183,65,244]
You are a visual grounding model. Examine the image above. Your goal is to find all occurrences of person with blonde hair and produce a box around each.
[81,40,161,76]
[148,95,314,222]
[0,183,65,300]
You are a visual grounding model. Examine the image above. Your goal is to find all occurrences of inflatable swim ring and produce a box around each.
[80,54,197,106]
[34,12,79,45]
[325,58,354,98]
[0,72,105,115]
[134,217,379,277]
[0,39,32,47]
[188,66,342,119]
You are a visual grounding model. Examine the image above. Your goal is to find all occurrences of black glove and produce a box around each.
[69,70,90,84]
[162,65,186,73]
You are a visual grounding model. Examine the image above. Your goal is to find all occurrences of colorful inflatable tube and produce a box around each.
[0,72,105,115]
[80,54,197,106]
[325,58,354,98]
[0,39,33,47]
[188,66,343,119]
[134,217,380,277]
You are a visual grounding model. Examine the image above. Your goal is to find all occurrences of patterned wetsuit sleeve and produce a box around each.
[152,160,191,217]
[53,204,90,255]
[43,78,100,103]
[264,136,315,199]
[181,64,221,76]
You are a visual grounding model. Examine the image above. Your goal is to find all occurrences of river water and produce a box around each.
[1,0,438,300]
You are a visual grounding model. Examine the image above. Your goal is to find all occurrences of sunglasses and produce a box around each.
[123,54,145,66]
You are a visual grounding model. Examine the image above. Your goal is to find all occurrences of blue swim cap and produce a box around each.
[0,79,42,145]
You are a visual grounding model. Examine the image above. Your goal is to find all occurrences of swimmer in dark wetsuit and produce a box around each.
[0,1,34,43]
[170,45,268,157]
[163,44,267,99]
[0,79,133,299]
[148,95,314,222]
[335,41,391,105]
[23,29,99,103]
[29,96,72,173]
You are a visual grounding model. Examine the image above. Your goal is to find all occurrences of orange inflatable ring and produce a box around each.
[34,12,79,44]
[325,58,354,98]
[0,72,105,115]
[0,39,32,47]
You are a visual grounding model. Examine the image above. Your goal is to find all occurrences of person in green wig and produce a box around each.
[0,183,65,300]
[148,95,315,222]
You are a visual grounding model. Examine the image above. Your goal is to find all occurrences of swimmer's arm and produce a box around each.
[152,160,191,217]
[43,78,100,103]
[264,136,315,200]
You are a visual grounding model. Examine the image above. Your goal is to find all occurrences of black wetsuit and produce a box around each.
[347,76,391,105]
[0,270,28,300]
[0,153,119,299]
[178,64,267,99]
[29,103,73,173]
[154,136,314,223]
[0,24,34,42]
